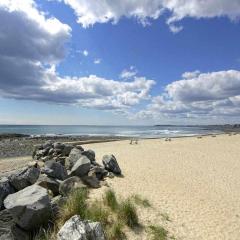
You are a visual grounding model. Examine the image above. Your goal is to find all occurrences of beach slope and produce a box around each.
[86,134,240,240]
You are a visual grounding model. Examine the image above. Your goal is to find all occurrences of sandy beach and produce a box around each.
[1,134,240,239]
[85,134,240,240]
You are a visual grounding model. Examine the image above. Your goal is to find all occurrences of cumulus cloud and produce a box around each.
[120,66,138,79]
[57,0,240,32]
[94,58,101,64]
[137,70,240,121]
[0,0,155,111]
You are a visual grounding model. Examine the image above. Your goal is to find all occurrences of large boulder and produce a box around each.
[0,209,30,240]
[57,215,105,240]
[59,176,86,196]
[102,155,121,175]
[70,156,91,177]
[66,148,83,169]
[9,166,40,191]
[4,185,51,231]
[37,174,60,196]
[81,150,95,163]
[62,144,74,156]
[0,177,14,209]
[43,160,67,180]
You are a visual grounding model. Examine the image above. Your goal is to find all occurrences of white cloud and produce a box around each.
[83,50,88,56]
[120,66,138,79]
[0,0,155,111]
[94,58,101,64]
[57,0,240,32]
[137,70,240,121]
[182,70,200,79]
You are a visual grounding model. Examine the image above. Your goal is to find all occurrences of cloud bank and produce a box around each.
[0,0,155,111]
[58,0,240,32]
[136,70,240,122]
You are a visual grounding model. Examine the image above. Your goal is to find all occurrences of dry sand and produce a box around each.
[86,134,240,240]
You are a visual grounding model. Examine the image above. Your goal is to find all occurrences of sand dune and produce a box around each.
[86,134,240,240]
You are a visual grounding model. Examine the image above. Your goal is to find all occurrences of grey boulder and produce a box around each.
[0,209,29,240]
[0,177,14,209]
[66,148,83,169]
[59,176,86,196]
[37,174,60,196]
[102,155,121,175]
[3,185,51,231]
[81,150,95,163]
[70,156,91,177]
[9,166,40,191]
[43,160,67,180]
[57,215,105,240]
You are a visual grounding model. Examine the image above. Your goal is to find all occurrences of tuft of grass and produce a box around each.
[106,221,126,240]
[58,188,88,225]
[33,227,55,240]
[160,212,171,222]
[104,189,119,211]
[148,225,168,240]
[86,200,110,227]
[132,194,151,208]
[118,199,139,228]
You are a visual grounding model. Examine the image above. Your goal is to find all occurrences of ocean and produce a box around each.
[0,125,223,138]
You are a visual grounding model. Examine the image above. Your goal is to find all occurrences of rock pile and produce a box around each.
[0,141,122,239]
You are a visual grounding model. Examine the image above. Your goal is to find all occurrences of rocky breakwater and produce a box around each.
[0,140,122,240]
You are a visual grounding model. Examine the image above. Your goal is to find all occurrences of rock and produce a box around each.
[43,160,67,180]
[51,195,67,216]
[102,155,121,175]
[0,177,14,209]
[37,174,60,196]
[57,215,105,240]
[43,140,53,149]
[66,148,83,169]
[59,176,86,196]
[81,176,100,188]
[88,166,108,180]
[76,145,84,151]
[0,209,30,240]
[82,150,95,163]
[70,156,91,177]
[4,185,51,231]
[53,142,65,150]
[106,172,115,178]
[57,157,66,166]
[62,144,74,156]
[9,166,40,191]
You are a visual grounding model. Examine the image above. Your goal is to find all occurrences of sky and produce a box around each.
[0,0,240,125]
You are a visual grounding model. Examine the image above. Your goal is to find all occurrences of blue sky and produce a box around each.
[1,0,240,125]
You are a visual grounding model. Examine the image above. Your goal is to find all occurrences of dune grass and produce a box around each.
[118,199,139,228]
[104,189,119,211]
[132,194,151,208]
[148,225,168,240]
[34,188,171,240]
[57,188,88,225]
